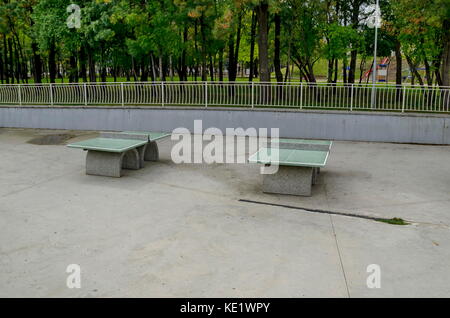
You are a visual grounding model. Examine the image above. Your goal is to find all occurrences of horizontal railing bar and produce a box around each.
[0,81,449,88]
[0,81,448,114]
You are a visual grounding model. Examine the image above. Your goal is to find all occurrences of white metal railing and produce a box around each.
[0,81,449,113]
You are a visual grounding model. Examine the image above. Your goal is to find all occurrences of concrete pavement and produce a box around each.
[0,128,449,297]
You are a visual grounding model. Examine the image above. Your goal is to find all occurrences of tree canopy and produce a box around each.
[0,0,448,86]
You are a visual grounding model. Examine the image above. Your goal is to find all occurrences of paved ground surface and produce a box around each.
[0,127,449,297]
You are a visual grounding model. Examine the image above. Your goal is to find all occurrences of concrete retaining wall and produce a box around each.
[1,105,449,144]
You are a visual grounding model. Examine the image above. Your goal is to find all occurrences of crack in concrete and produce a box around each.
[329,214,351,298]
[324,181,350,298]
[238,199,398,222]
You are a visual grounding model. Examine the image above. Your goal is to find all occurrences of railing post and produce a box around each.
[49,83,54,106]
[251,82,255,108]
[401,85,406,112]
[83,83,87,106]
[205,81,208,107]
[120,83,124,106]
[371,83,377,109]
[350,84,354,111]
[161,81,165,107]
[299,82,303,109]
[18,84,22,106]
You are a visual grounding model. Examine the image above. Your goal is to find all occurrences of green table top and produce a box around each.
[122,131,171,141]
[248,147,329,167]
[67,138,148,153]
[274,138,332,146]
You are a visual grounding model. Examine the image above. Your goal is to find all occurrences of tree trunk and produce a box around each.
[170,55,174,81]
[249,9,257,82]
[69,55,78,83]
[194,21,199,81]
[146,56,153,81]
[418,36,432,87]
[405,55,424,86]
[327,43,334,83]
[284,39,291,82]
[79,46,88,82]
[342,59,347,84]
[366,62,373,84]
[131,56,137,81]
[3,35,9,83]
[274,13,283,83]
[306,62,316,83]
[48,40,57,83]
[150,54,156,81]
[359,57,366,83]
[234,13,242,80]
[112,67,117,82]
[347,0,361,84]
[159,55,164,81]
[395,40,402,85]
[200,17,208,81]
[218,50,223,81]
[101,66,107,83]
[13,39,21,82]
[256,2,270,82]
[209,53,214,81]
[348,50,357,84]
[441,18,450,109]
[180,26,188,81]
[433,58,442,86]
[31,42,42,83]
[87,49,96,82]
[8,38,15,83]
[333,58,338,83]
[99,47,107,82]
[395,40,402,101]
[14,32,28,83]
[0,48,3,84]
[228,14,242,82]
[228,34,235,81]
[141,60,149,82]
[423,57,433,87]
[441,18,450,87]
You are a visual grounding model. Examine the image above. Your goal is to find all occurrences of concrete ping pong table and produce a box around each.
[248,139,332,196]
[67,131,170,177]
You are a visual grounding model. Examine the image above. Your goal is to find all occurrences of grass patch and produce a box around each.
[375,217,409,225]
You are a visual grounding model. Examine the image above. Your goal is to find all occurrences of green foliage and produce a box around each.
[385,0,450,83]
[0,0,448,85]
[32,0,73,49]
[324,23,361,60]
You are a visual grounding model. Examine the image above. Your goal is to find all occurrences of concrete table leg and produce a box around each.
[144,141,159,161]
[312,167,319,185]
[263,165,314,196]
[86,150,124,177]
[136,144,147,168]
[122,149,140,170]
